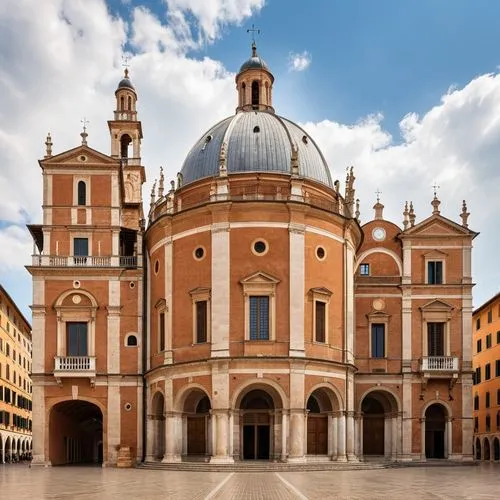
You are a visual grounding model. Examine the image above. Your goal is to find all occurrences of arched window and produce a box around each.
[120,134,132,159]
[128,96,132,110]
[120,96,124,110]
[126,335,137,347]
[77,181,86,206]
[241,82,246,106]
[251,81,259,107]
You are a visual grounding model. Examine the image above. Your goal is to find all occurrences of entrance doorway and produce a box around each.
[240,390,273,460]
[187,395,210,456]
[362,397,385,455]
[49,400,103,465]
[425,404,446,459]
[306,394,328,455]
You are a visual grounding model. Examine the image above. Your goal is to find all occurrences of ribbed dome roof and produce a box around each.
[180,111,333,188]
[239,55,270,73]
[117,77,135,91]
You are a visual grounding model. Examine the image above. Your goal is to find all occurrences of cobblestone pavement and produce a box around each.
[1,463,499,499]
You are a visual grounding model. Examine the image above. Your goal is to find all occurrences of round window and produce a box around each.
[194,247,205,260]
[253,240,267,254]
[154,259,160,275]
[316,246,326,260]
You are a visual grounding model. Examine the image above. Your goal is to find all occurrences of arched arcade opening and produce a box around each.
[49,400,103,465]
[151,392,165,460]
[182,390,211,458]
[424,404,447,459]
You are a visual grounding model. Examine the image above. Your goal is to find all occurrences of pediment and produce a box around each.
[154,298,166,310]
[240,271,280,285]
[423,249,448,258]
[419,299,454,312]
[189,287,211,296]
[40,145,117,167]
[309,287,333,297]
[367,310,390,319]
[403,214,472,237]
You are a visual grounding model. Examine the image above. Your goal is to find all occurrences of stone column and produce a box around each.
[328,413,335,459]
[446,417,453,459]
[289,223,305,356]
[391,415,398,460]
[145,415,155,461]
[162,412,181,463]
[182,415,188,456]
[337,412,347,461]
[401,375,413,461]
[288,410,306,462]
[420,418,426,461]
[281,410,288,461]
[210,410,233,463]
[461,376,474,461]
[228,411,234,460]
[346,411,357,461]
[353,413,362,458]
[107,381,121,466]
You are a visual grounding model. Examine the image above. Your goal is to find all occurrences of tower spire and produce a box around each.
[80,117,89,146]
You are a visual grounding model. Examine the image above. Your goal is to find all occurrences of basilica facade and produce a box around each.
[28,44,477,466]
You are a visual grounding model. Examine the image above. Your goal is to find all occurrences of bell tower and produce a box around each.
[108,68,145,206]
[235,42,275,113]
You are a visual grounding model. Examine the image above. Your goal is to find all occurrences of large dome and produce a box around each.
[180,111,333,188]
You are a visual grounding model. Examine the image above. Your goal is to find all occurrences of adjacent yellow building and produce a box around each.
[472,292,500,461]
[0,283,32,462]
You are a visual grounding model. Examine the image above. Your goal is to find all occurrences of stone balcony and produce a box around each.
[420,356,459,388]
[54,356,96,387]
[31,255,139,268]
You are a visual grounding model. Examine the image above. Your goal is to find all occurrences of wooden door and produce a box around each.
[307,415,328,455]
[363,416,384,455]
[187,416,206,455]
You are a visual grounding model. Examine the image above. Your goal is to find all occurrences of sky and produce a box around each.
[1,0,500,319]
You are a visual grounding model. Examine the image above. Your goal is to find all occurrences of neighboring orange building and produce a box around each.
[0,283,32,463]
[472,292,500,461]
[28,43,478,467]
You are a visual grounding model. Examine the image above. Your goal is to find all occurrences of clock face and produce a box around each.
[372,227,386,241]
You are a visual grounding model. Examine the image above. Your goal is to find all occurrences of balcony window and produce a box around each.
[66,322,88,356]
[427,322,444,356]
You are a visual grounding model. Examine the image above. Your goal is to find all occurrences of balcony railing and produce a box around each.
[54,356,96,372]
[421,356,459,372]
[31,255,139,268]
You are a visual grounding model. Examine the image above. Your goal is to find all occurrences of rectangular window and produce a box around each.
[474,416,478,432]
[73,238,89,256]
[486,334,492,349]
[159,312,165,351]
[474,395,479,410]
[427,261,443,284]
[315,301,326,343]
[371,323,385,358]
[249,296,269,340]
[476,366,481,384]
[488,309,493,323]
[0,386,3,401]
[476,318,481,330]
[427,322,444,356]
[359,263,369,276]
[497,389,500,405]
[195,301,208,344]
[486,415,491,432]
[485,363,491,380]
[66,322,88,356]
[496,360,500,377]
[477,339,482,353]
[497,331,500,344]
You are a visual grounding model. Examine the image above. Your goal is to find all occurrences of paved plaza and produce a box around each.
[1,463,498,499]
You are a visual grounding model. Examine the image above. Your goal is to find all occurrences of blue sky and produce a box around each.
[1,0,500,318]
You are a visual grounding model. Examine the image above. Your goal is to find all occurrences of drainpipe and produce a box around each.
[141,229,148,463]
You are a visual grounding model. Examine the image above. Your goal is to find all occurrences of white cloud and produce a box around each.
[288,50,311,72]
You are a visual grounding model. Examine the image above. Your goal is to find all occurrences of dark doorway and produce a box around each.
[49,400,103,465]
[185,394,210,457]
[240,390,273,460]
[425,404,446,459]
[493,438,499,461]
[362,397,385,455]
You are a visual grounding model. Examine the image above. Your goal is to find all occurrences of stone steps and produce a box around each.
[137,460,389,472]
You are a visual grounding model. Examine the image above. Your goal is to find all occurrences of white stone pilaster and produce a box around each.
[107,382,121,465]
[211,223,230,357]
[337,413,347,461]
[162,412,181,462]
[344,244,355,364]
[281,410,288,461]
[164,238,173,363]
[402,376,412,460]
[289,223,305,356]
[107,280,121,374]
[462,377,474,461]
[31,383,47,466]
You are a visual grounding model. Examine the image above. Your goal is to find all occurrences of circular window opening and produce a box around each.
[73,280,81,289]
[154,259,160,275]
[253,240,267,255]
[194,247,205,260]
[316,246,326,260]
[124,402,132,412]
[129,281,136,289]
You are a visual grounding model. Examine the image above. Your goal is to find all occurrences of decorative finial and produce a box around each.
[373,190,384,220]
[122,55,130,78]
[247,24,261,54]
[150,180,156,205]
[44,132,53,158]
[403,201,409,230]
[460,200,470,228]
[355,198,360,221]
[409,201,416,227]
[375,188,381,204]
[431,182,441,215]
[80,117,89,146]
[177,172,183,189]
[158,167,164,198]
[170,180,175,192]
